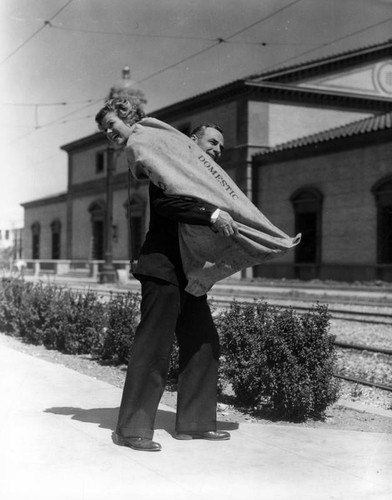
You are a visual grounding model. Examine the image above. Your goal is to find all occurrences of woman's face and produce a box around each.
[100,112,133,146]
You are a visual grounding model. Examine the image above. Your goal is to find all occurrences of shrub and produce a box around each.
[17,281,62,345]
[43,289,106,355]
[0,278,340,421]
[93,291,140,365]
[0,278,26,334]
[217,301,340,420]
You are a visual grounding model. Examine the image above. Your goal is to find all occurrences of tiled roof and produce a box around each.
[153,39,392,119]
[247,39,392,82]
[20,192,67,207]
[256,112,392,156]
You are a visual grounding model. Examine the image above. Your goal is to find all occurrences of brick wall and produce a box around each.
[254,138,392,279]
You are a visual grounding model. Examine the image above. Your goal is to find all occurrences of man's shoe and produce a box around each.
[118,436,162,452]
[174,430,230,441]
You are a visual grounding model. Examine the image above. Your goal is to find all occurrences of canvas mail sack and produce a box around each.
[126,117,301,296]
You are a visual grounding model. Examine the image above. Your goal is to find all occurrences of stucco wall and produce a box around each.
[70,185,149,260]
[168,101,237,148]
[268,102,371,147]
[248,101,269,146]
[71,145,107,185]
[24,202,67,259]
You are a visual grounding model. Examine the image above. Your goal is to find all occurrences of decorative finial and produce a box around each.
[107,66,147,109]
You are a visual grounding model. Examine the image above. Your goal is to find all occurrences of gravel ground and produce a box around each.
[331,319,392,349]
[330,319,392,409]
[1,331,391,434]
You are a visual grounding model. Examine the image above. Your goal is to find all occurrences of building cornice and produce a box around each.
[60,132,105,153]
[21,192,67,209]
[254,126,391,165]
[246,81,392,108]
[68,172,132,199]
[250,39,392,83]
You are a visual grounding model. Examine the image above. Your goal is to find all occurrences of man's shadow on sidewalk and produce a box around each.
[44,407,239,437]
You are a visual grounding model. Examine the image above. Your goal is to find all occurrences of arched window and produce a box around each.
[123,193,145,261]
[290,187,323,264]
[50,220,61,260]
[88,200,105,260]
[372,176,392,264]
[31,222,41,259]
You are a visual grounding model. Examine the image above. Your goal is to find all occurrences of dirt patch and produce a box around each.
[1,332,391,433]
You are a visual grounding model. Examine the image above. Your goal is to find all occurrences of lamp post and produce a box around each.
[99,143,117,283]
[98,66,147,284]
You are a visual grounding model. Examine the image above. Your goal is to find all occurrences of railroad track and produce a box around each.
[208,295,392,325]
[333,373,392,392]
[22,278,392,324]
[333,343,392,393]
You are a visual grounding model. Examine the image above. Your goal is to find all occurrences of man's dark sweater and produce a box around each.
[134,183,217,288]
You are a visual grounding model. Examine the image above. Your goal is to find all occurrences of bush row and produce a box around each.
[0,278,340,420]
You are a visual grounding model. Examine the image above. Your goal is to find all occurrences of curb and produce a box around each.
[336,398,392,419]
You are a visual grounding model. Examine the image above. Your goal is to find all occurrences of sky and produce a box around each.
[1,0,392,227]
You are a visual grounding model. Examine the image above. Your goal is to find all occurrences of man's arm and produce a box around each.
[151,184,238,236]
[210,209,239,237]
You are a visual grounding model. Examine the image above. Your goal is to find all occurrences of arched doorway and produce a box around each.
[31,222,41,259]
[290,187,323,279]
[372,176,392,279]
[50,219,61,259]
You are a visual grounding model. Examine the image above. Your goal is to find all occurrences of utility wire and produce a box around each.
[11,8,388,144]
[130,0,304,87]
[47,23,218,41]
[21,0,305,130]
[47,19,320,46]
[6,113,94,146]
[0,99,96,107]
[254,15,392,76]
[0,0,73,65]
[41,98,103,128]
[224,0,303,40]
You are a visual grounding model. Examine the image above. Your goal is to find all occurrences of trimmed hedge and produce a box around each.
[216,301,340,420]
[0,278,340,420]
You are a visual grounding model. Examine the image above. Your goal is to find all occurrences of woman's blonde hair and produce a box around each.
[95,97,145,129]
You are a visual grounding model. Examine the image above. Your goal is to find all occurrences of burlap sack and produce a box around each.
[126,117,301,296]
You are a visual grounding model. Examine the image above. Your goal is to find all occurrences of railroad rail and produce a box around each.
[333,374,392,393]
[208,295,392,324]
[334,340,392,356]
[58,285,392,324]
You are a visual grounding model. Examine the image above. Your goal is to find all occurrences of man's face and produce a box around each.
[193,127,224,161]
[100,112,132,146]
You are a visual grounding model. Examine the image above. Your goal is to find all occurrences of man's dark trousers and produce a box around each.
[116,276,220,440]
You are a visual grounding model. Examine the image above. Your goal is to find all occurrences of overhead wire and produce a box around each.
[5,0,391,143]
[47,19,321,46]
[16,0,305,132]
[113,0,305,88]
[7,109,97,146]
[46,23,219,41]
[0,0,74,66]
[0,99,96,107]
[1,0,306,109]
[253,15,392,76]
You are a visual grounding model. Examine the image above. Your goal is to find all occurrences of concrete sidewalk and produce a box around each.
[0,344,391,500]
